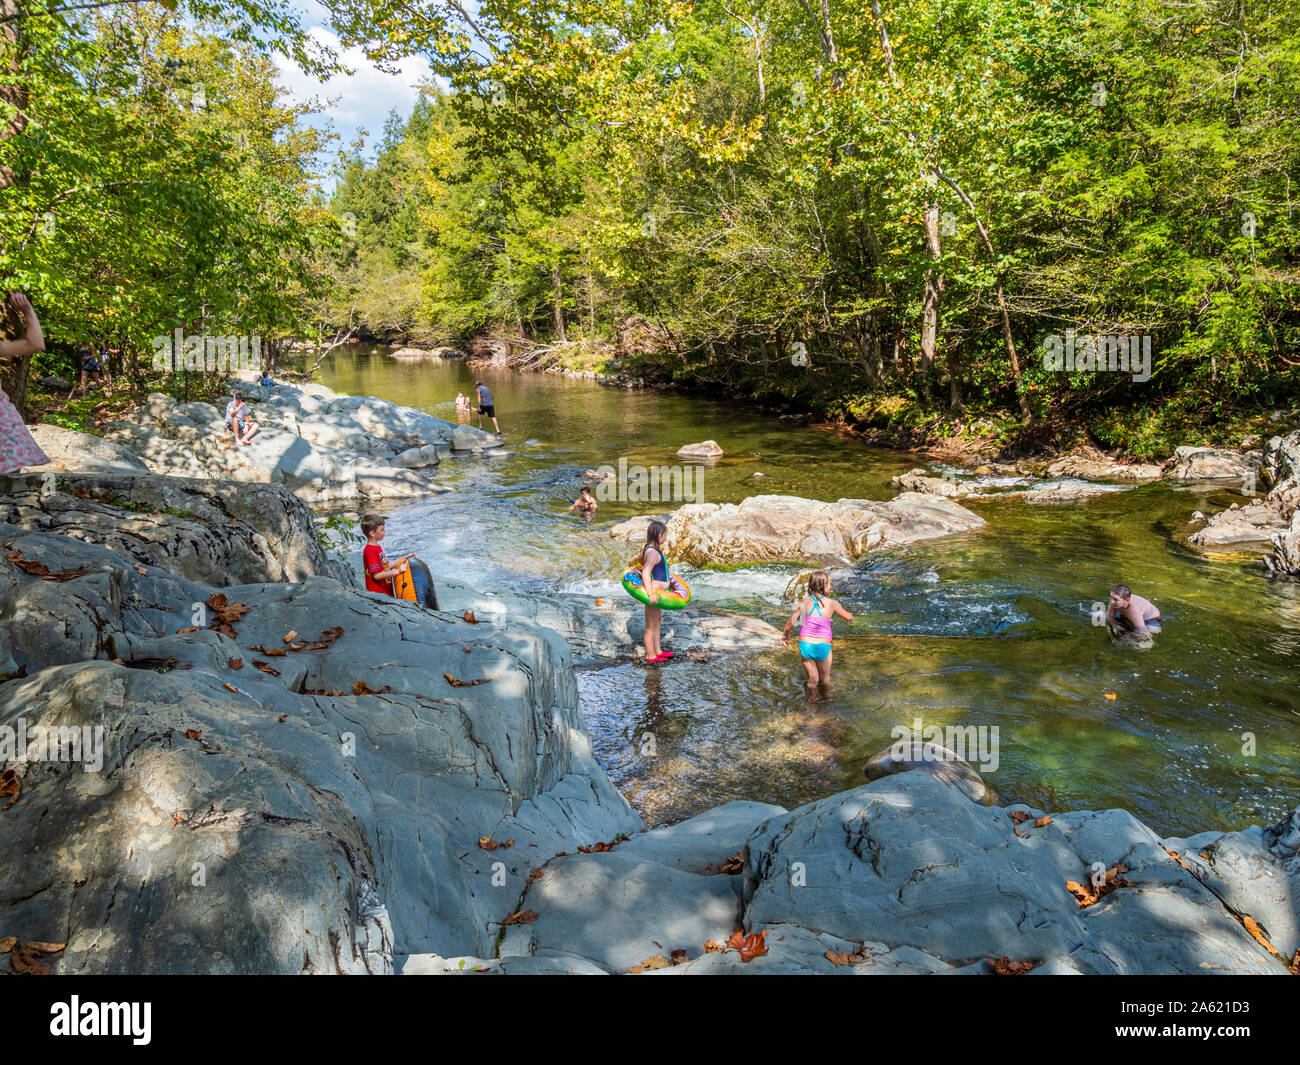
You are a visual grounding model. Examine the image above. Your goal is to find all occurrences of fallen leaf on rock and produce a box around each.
[501,909,537,926]
[261,647,288,657]
[444,673,489,688]
[719,852,744,874]
[222,683,239,693]
[988,956,1038,975]
[184,729,202,740]
[1289,950,1299,976]
[170,809,183,828]
[628,954,671,973]
[478,837,514,850]
[134,565,148,575]
[0,768,19,810]
[23,941,66,955]
[527,868,544,882]
[6,550,87,581]
[310,626,344,649]
[0,937,14,952]
[670,949,690,965]
[353,680,393,695]
[462,610,479,624]
[824,950,867,967]
[285,641,308,652]
[1066,864,1133,908]
[282,630,298,643]
[206,593,249,625]
[278,714,287,723]
[228,658,244,670]
[10,946,50,975]
[212,623,238,638]
[727,929,768,962]
[1104,693,1117,701]
[176,626,201,634]
[1035,816,1052,828]
[1009,810,1032,825]
[578,841,616,854]
[704,940,725,954]
[252,659,280,676]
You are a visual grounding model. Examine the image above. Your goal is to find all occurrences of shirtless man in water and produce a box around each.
[1106,584,1162,635]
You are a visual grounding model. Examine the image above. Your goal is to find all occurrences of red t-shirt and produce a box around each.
[363,543,394,596]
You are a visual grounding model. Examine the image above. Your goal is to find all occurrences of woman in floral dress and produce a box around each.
[0,293,50,473]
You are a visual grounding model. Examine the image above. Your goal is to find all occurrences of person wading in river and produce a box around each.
[782,570,854,695]
[1106,584,1162,637]
[639,519,684,664]
[475,380,501,434]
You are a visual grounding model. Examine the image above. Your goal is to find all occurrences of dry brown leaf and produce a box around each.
[727,929,768,963]
[824,949,867,967]
[718,852,744,874]
[527,868,544,882]
[462,610,479,624]
[278,714,287,723]
[478,836,514,851]
[6,550,87,581]
[703,939,725,954]
[502,909,538,926]
[10,945,50,975]
[251,659,280,676]
[1066,863,1133,908]
[1035,816,1052,828]
[176,626,201,634]
[353,680,393,695]
[1,768,20,810]
[1289,950,1299,976]
[184,728,202,740]
[222,683,239,693]
[282,630,299,643]
[444,672,489,688]
[261,647,288,657]
[206,593,249,625]
[629,954,671,973]
[23,941,66,955]
[228,658,243,670]
[1008,810,1032,825]
[0,936,15,952]
[988,955,1038,975]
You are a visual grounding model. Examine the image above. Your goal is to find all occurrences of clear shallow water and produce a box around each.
[319,347,1300,835]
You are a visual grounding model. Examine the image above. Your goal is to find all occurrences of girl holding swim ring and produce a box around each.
[639,520,680,664]
[782,571,853,692]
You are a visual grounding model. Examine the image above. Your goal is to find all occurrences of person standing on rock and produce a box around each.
[640,520,683,664]
[1106,584,1162,637]
[475,380,500,434]
[782,571,853,694]
[0,293,51,473]
[360,513,439,610]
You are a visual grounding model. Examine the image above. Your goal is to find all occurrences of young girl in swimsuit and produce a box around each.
[782,570,854,689]
[639,520,681,664]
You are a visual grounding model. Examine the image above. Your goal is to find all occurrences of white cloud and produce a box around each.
[274,24,436,157]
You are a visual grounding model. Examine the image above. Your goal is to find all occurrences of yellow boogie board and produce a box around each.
[391,563,419,603]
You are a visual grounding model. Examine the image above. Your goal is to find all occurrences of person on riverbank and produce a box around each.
[360,513,438,609]
[0,292,51,474]
[225,390,260,446]
[70,341,108,398]
[571,486,598,514]
[639,519,682,664]
[782,571,854,692]
[1106,584,1162,637]
[475,380,500,434]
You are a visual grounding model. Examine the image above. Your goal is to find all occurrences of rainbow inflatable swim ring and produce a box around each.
[620,558,692,610]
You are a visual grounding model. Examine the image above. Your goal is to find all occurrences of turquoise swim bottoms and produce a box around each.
[798,641,831,661]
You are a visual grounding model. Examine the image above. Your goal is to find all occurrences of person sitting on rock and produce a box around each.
[360,513,438,609]
[225,390,260,447]
[257,370,276,388]
[571,486,598,514]
[1106,584,1162,636]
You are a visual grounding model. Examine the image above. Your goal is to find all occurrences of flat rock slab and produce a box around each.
[668,493,985,566]
[1164,446,1261,482]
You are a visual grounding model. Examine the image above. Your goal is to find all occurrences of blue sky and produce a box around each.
[273,1,437,167]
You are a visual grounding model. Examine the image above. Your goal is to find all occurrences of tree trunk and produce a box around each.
[920,201,944,400]
[552,267,567,342]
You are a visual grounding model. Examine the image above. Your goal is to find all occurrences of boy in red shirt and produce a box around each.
[360,514,437,609]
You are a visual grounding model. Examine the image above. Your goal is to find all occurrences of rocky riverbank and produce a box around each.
[1,471,1296,975]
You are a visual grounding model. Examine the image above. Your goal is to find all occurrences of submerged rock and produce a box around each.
[863,736,993,805]
[676,440,724,459]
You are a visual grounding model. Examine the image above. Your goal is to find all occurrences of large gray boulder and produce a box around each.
[1163,446,1261,483]
[667,493,986,566]
[740,774,1294,974]
[0,472,350,586]
[0,527,641,973]
[26,424,152,476]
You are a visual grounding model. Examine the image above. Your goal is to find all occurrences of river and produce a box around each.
[316,346,1300,835]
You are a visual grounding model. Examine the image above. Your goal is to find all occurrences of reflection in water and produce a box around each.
[320,347,1300,835]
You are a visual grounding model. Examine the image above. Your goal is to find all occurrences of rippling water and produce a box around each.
[318,347,1300,835]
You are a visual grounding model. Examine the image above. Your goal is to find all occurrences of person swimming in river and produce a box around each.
[1106,583,1162,637]
[639,519,685,664]
[782,571,854,691]
[570,486,598,514]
